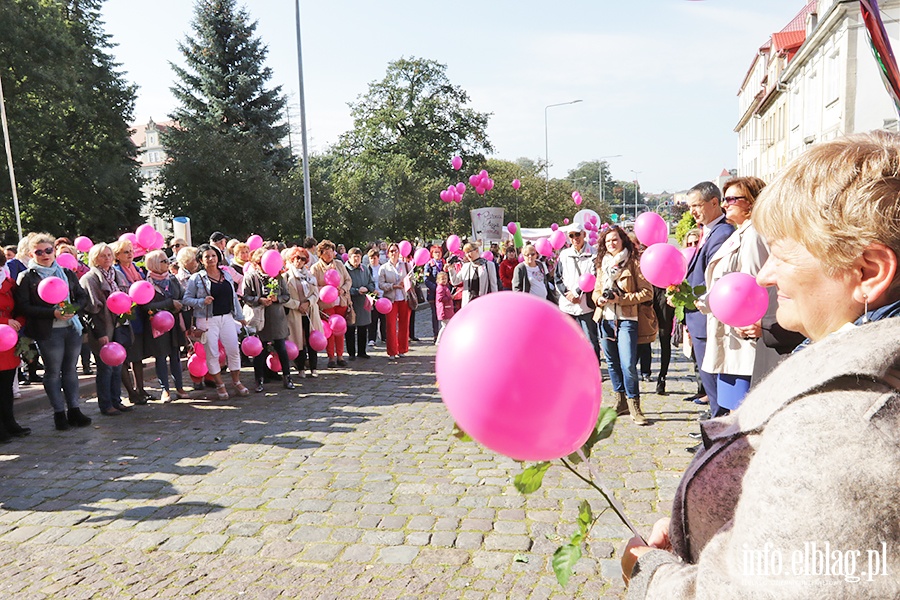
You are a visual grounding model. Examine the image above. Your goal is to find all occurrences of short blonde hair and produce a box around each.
[28,233,55,252]
[87,242,113,267]
[144,250,169,273]
[111,239,133,257]
[754,131,900,275]
[177,246,198,268]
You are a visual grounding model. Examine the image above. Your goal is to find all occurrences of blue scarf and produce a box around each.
[27,259,83,335]
[793,298,900,353]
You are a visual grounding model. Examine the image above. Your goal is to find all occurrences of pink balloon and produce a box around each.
[241,335,263,357]
[329,314,347,335]
[440,190,450,202]
[475,186,485,196]
[639,243,688,288]
[341,253,349,262]
[485,179,494,191]
[468,174,478,186]
[507,222,517,235]
[261,249,283,278]
[550,223,559,231]
[588,215,598,224]
[414,247,430,267]
[322,320,332,338]
[119,232,138,247]
[446,235,461,253]
[132,245,146,259]
[100,342,127,367]
[681,246,697,262]
[56,253,78,271]
[479,169,488,178]
[129,280,155,305]
[153,231,165,250]
[266,353,282,373]
[708,272,770,328]
[451,155,462,170]
[37,276,69,304]
[571,191,579,200]
[364,295,373,311]
[455,182,466,195]
[482,251,494,262]
[518,255,524,263]
[563,218,570,225]
[574,197,583,206]
[549,230,566,250]
[323,269,341,287]
[534,238,553,257]
[511,179,521,190]
[0,324,17,352]
[192,341,206,359]
[319,285,338,304]
[135,224,157,249]
[74,236,93,252]
[107,291,133,315]
[218,341,227,366]
[634,212,669,247]
[309,330,327,352]
[187,353,208,378]
[285,340,300,361]
[150,310,175,334]
[247,234,263,251]
[398,240,412,257]
[437,292,601,461]
[375,297,392,315]
[578,272,596,293]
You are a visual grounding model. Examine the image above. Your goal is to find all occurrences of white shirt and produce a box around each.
[525,265,547,299]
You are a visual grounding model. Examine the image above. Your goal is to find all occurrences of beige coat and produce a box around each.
[700,221,781,379]
[591,258,652,322]
[310,259,351,310]
[283,267,322,351]
[628,318,900,599]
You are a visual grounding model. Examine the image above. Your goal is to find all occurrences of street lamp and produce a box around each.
[544,99,583,195]
[294,0,313,238]
[630,169,642,219]
[597,154,622,207]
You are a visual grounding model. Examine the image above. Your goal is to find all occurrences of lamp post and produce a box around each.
[630,169,642,219]
[294,0,313,238]
[544,99,582,196]
[597,154,622,207]
[0,74,22,240]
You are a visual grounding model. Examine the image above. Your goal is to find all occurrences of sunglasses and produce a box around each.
[33,248,55,257]
[723,196,747,205]
[160,258,169,263]
[568,233,582,239]
[686,241,698,248]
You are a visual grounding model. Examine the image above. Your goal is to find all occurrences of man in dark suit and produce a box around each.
[683,181,734,420]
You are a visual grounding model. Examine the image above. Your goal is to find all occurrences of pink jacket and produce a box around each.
[435,284,454,321]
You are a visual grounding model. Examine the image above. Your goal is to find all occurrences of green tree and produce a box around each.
[0,0,141,243]
[153,0,293,239]
[674,210,697,244]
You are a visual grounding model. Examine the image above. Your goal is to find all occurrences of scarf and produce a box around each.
[118,261,142,284]
[98,266,119,292]
[601,248,630,286]
[27,259,83,335]
[469,259,484,299]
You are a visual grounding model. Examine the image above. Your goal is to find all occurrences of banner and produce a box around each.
[470,207,505,243]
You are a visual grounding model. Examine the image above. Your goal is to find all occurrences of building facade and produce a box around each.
[130,118,175,234]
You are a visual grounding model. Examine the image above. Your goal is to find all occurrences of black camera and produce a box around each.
[601,284,621,300]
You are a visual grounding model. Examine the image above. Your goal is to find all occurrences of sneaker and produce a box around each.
[388,355,398,360]
[367,340,375,347]
[398,353,407,358]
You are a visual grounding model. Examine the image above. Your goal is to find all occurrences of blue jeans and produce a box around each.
[95,360,123,411]
[600,319,639,399]
[155,344,184,391]
[36,325,82,413]
[572,313,602,364]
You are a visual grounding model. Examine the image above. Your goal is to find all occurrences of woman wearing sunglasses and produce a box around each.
[15,234,92,431]
[284,246,322,378]
[143,250,188,402]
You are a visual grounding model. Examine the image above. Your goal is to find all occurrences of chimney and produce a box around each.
[806,12,818,36]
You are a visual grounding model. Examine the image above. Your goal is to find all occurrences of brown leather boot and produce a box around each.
[628,396,649,426]
[615,391,629,416]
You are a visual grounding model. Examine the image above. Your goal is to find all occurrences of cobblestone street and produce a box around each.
[0,309,701,599]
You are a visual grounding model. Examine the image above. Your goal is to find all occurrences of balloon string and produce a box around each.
[573,448,647,544]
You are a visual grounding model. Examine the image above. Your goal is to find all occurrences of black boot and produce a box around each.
[283,375,295,390]
[255,378,265,393]
[0,420,11,444]
[66,407,92,427]
[54,411,70,431]
[656,376,667,395]
[0,394,29,436]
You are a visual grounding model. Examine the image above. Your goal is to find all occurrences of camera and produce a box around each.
[601,285,621,300]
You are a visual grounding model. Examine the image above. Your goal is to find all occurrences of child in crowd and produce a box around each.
[434,271,454,345]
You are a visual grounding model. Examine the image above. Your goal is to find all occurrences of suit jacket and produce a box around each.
[683,216,733,339]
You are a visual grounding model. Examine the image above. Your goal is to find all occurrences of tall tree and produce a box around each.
[0,0,141,243]
[153,0,293,239]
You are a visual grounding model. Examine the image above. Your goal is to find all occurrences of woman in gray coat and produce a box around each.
[242,248,293,392]
[345,248,374,360]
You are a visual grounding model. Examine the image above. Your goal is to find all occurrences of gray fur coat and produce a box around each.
[628,317,900,599]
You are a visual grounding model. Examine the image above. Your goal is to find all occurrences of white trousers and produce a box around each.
[197,315,242,375]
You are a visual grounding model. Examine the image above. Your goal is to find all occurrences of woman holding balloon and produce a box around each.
[345,248,374,360]
[284,246,322,378]
[15,233,92,431]
[0,252,29,440]
[310,240,352,368]
[80,243,133,415]
[112,238,151,404]
[242,248,293,391]
[378,243,412,360]
[142,250,188,402]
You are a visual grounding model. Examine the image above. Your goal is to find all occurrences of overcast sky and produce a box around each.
[101,0,812,193]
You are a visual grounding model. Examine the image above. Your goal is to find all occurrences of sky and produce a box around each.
[100,0,807,194]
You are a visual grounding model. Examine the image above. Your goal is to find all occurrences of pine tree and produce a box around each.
[154,0,294,239]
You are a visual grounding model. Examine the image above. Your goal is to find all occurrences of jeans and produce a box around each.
[600,319,640,399]
[95,359,123,412]
[572,313,602,364]
[155,343,184,391]
[36,325,83,413]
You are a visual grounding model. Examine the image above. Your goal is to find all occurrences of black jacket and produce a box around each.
[15,268,89,341]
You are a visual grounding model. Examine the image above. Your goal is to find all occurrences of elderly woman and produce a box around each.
[15,233,92,430]
[622,132,900,599]
[512,244,553,300]
[283,246,322,378]
[182,244,249,399]
[80,243,133,415]
[446,242,498,306]
[143,250,188,402]
[345,248,374,360]
[696,177,782,411]
[310,239,352,368]
[592,226,652,425]
[242,248,293,391]
[112,238,150,404]
[378,242,412,360]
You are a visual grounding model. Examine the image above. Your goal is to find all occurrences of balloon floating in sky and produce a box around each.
[451,155,463,170]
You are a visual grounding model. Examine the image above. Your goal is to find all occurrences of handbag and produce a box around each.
[406,289,419,311]
[241,276,266,330]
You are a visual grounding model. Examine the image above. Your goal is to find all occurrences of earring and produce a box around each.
[862,294,870,325]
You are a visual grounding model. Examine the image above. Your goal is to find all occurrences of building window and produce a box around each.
[826,51,840,104]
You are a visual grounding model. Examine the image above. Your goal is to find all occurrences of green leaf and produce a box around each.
[552,544,582,586]
[513,462,551,494]
[692,285,706,295]
[577,500,592,536]
[573,407,618,462]
[451,423,472,442]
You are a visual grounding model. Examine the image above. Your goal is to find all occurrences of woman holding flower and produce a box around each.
[15,233,92,431]
[310,240,351,368]
[143,250,188,402]
[242,248,293,391]
[112,238,150,405]
[345,248,374,360]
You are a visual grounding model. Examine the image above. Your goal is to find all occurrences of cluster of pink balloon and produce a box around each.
[186,341,228,378]
[437,292,602,461]
[582,215,602,246]
[572,191,583,206]
[440,183,465,204]
[469,170,494,196]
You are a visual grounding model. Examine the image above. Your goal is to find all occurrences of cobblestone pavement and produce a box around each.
[0,309,702,599]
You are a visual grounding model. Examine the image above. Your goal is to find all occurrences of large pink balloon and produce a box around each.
[135,224,157,249]
[534,238,553,257]
[708,272,770,328]
[437,292,602,461]
[241,335,263,357]
[266,353,282,373]
[150,310,175,334]
[309,330,327,352]
[329,314,347,335]
[261,249,283,278]
[247,234,263,251]
[319,285,338,304]
[153,231,166,250]
[107,291,133,315]
[129,280,155,305]
[74,236,93,253]
[37,276,69,304]
[549,229,566,250]
[285,340,300,361]
[187,353,208,378]
[324,269,341,287]
[578,272,596,293]
[99,342,127,367]
[634,212,669,247]
[446,235,461,253]
[507,222,517,235]
[414,247,430,267]
[0,324,17,352]
[398,240,412,257]
[375,297,392,315]
[192,341,206,359]
[56,253,78,271]
[451,155,462,170]
[640,243,688,288]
